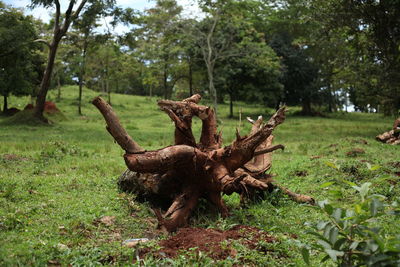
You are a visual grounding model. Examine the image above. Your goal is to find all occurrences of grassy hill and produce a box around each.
[1,86,399,266]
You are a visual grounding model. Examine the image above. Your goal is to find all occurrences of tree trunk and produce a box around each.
[163,64,168,99]
[3,95,7,113]
[188,58,193,97]
[34,39,60,121]
[57,75,61,102]
[78,77,83,115]
[93,94,314,233]
[301,98,312,115]
[376,117,400,145]
[107,83,111,106]
[78,42,87,115]
[229,92,233,118]
[207,66,218,117]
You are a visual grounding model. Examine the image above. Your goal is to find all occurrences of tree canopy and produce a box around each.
[1,0,399,118]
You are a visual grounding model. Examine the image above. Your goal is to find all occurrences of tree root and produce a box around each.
[94,95,314,232]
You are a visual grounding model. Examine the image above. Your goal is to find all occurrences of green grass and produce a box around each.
[1,86,399,266]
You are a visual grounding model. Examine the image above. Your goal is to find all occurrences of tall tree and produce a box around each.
[131,0,184,99]
[0,3,39,113]
[70,1,113,114]
[196,0,278,116]
[30,0,113,122]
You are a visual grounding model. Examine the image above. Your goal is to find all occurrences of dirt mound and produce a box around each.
[142,225,276,260]
[3,107,21,116]
[2,154,29,161]
[24,102,60,114]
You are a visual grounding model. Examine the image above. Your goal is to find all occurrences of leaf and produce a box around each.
[342,180,357,187]
[332,208,342,222]
[325,249,344,262]
[366,163,381,171]
[320,181,335,188]
[333,237,347,250]
[367,230,385,251]
[323,224,333,240]
[349,241,359,250]
[300,247,310,265]
[317,200,329,208]
[306,231,330,243]
[317,239,332,250]
[366,241,379,252]
[325,161,338,169]
[324,204,334,215]
[329,227,339,244]
[317,221,329,230]
[359,182,372,201]
[321,255,330,263]
[329,189,343,199]
[355,204,362,214]
[370,198,383,216]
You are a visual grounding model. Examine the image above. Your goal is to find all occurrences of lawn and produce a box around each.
[1,86,399,266]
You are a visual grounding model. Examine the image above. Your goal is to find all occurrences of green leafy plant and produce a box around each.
[300,182,400,266]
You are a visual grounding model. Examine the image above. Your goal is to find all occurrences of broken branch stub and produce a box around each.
[92,96,144,153]
[376,117,400,145]
[93,95,314,232]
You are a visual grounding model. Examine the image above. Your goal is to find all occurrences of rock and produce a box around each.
[123,238,150,248]
[57,243,68,251]
[99,216,116,226]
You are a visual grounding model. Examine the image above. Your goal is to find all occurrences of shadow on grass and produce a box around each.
[0,109,68,126]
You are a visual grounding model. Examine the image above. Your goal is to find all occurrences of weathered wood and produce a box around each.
[92,96,144,153]
[376,117,400,145]
[94,95,314,232]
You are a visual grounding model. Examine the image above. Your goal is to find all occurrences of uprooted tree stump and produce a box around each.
[376,118,400,145]
[93,95,314,232]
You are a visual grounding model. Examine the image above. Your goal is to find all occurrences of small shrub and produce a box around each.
[299,182,400,266]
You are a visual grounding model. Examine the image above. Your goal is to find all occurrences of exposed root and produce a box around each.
[275,183,315,204]
[94,95,314,232]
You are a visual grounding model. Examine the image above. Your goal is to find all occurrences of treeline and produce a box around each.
[1,0,399,118]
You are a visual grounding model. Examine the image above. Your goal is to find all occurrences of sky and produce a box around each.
[3,0,202,33]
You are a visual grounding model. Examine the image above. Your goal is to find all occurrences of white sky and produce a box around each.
[3,0,202,33]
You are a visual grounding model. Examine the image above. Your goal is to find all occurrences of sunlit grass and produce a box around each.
[1,86,399,266]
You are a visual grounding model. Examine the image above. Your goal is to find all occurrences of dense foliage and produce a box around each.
[0,3,41,113]
[1,0,399,116]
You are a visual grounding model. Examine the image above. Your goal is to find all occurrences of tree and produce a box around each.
[339,0,400,115]
[85,39,122,104]
[219,41,282,117]
[269,32,319,114]
[305,0,400,114]
[69,1,112,114]
[130,0,185,99]
[0,3,39,113]
[30,0,113,122]
[195,0,282,116]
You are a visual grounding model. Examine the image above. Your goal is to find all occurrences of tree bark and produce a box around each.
[229,92,233,118]
[78,39,88,115]
[57,75,61,102]
[376,117,400,145]
[3,94,8,113]
[188,58,193,97]
[33,0,88,122]
[34,39,60,121]
[301,98,312,115]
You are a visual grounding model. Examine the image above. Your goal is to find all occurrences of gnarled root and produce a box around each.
[94,95,314,232]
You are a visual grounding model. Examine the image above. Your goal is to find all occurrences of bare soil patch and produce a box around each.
[2,153,29,161]
[141,225,276,260]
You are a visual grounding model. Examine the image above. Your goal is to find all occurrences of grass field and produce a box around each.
[1,86,399,266]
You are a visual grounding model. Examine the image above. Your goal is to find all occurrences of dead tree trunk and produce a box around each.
[93,95,314,232]
[376,118,400,145]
